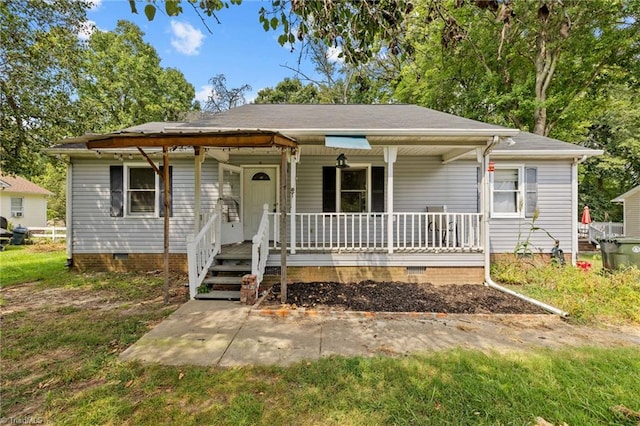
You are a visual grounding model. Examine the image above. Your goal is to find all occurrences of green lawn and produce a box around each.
[2,246,640,425]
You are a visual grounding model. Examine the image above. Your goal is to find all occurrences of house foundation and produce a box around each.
[72,253,188,273]
[277,266,485,285]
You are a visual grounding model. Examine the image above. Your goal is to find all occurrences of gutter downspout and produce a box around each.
[65,158,73,268]
[482,136,570,318]
[571,155,588,265]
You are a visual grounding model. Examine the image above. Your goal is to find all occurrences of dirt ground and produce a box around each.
[263,281,548,314]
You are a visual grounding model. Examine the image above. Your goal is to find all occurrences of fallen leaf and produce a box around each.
[125,380,134,388]
[178,372,185,380]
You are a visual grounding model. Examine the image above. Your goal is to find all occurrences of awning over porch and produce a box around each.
[325,135,371,150]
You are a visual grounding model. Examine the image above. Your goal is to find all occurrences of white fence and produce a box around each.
[28,227,67,241]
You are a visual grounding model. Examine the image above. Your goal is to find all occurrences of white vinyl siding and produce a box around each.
[488,161,572,253]
[71,158,219,254]
[69,155,574,256]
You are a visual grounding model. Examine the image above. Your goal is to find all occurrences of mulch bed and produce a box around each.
[263,280,548,314]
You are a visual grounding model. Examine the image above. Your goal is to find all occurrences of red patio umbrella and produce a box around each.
[581,205,592,225]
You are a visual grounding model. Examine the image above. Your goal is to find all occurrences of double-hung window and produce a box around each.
[110,164,172,217]
[11,197,23,217]
[323,165,385,213]
[491,165,537,218]
[128,167,156,215]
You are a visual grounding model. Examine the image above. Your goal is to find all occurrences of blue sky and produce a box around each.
[86,0,320,102]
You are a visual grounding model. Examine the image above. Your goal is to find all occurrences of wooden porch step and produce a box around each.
[194,290,241,301]
[203,276,243,285]
[216,253,252,261]
[210,264,251,273]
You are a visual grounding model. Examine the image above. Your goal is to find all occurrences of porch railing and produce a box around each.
[186,203,222,299]
[252,204,270,286]
[588,221,624,245]
[269,212,483,252]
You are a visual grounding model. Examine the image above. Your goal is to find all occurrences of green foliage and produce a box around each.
[0,0,89,176]
[578,85,640,221]
[255,78,320,104]
[31,160,67,222]
[396,0,639,138]
[492,257,640,324]
[76,20,196,133]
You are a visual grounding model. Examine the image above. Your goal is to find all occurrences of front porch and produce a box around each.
[187,205,486,299]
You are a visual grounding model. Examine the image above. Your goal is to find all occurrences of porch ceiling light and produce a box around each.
[336,153,349,168]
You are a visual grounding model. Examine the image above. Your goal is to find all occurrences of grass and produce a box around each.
[2,246,640,424]
[0,243,69,288]
[492,253,640,324]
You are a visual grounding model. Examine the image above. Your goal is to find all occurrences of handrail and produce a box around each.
[588,221,624,245]
[268,211,483,252]
[186,203,222,299]
[251,204,270,291]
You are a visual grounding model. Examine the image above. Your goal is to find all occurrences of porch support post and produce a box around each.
[280,148,288,303]
[193,147,204,233]
[65,159,73,265]
[384,147,397,254]
[162,146,171,305]
[289,148,299,254]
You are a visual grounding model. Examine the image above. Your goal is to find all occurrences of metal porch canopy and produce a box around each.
[82,129,297,305]
[83,129,297,150]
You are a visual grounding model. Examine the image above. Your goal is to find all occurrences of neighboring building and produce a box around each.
[49,104,602,299]
[0,174,53,228]
[613,186,640,237]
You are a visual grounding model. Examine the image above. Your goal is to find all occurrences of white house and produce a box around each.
[50,104,602,300]
[613,185,640,237]
[0,174,53,228]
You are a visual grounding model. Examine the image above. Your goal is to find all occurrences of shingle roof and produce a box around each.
[494,131,598,155]
[0,174,53,196]
[175,104,512,132]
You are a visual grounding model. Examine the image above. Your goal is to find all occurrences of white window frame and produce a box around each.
[11,197,24,218]
[491,164,525,218]
[124,163,159,217]
[336,164,372,213]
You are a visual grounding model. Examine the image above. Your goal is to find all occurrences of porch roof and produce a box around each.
[51,129,297,152]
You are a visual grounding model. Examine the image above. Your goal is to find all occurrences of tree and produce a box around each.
[202,74,251,113]
[254,78,320,104]
[76,20,196,133]
[394,1,640,138]
[0,0,89,177]
[578,84,640,222]
[133,0,412,65]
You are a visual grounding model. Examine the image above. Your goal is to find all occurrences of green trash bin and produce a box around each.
[600,237,640,270]
[599,238,618,270]
[611,237,640,269]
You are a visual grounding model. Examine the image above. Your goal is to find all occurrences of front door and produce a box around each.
[243,166,278,240]
[219,164,243,245]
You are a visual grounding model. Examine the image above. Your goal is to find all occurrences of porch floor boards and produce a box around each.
[222,242,482,255]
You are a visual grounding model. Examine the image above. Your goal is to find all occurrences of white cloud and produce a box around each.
[326,46,343,63]
[170,21,205,56]
[195,85,212,103]
[78,20,97,41]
